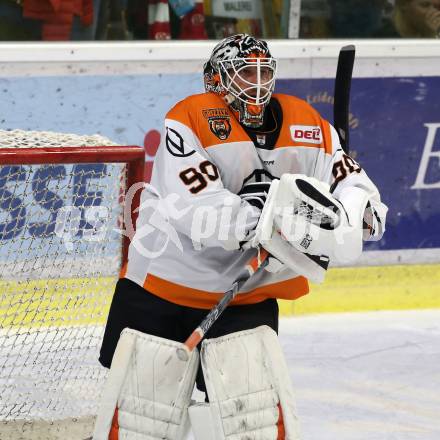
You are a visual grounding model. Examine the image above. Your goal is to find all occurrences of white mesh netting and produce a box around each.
[0,130,130,439]
[0,129,118,149]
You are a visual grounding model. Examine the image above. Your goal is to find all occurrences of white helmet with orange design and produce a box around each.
[203,34,277,128]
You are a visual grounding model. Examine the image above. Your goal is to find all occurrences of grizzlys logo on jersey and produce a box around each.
[209,118,231,140]
[208,117,232,140]
[202,108,229,119]
[290,125,323,145]
[203,109,232,140]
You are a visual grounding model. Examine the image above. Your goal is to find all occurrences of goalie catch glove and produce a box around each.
[272,174,369,264]
[250,173,375,282]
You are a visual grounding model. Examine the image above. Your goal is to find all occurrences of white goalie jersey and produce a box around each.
[123,91,387,309]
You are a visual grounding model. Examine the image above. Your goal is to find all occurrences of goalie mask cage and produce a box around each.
[0,129,145,440]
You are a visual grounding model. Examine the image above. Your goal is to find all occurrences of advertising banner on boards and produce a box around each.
[0,72,439,257]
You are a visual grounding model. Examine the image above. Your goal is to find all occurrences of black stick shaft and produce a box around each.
[334,45,355,153]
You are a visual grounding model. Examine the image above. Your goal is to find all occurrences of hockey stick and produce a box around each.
[333,45,356,153]
[176,247,269,361]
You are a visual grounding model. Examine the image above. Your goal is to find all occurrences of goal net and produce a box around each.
[0,130,145,440]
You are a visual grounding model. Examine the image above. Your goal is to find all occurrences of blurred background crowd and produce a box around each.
[1,0,440,41]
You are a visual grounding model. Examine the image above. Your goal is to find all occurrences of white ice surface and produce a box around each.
[3,310,439,439]
[281,310,440,440]
[190,310,440,440]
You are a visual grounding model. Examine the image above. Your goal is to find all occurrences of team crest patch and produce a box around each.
[208,117,232,140]
[203,108,232,140]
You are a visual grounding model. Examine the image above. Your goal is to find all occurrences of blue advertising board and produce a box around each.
[0,73,439,255]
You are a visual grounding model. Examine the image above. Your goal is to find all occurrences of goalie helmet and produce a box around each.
[204,34,277,128]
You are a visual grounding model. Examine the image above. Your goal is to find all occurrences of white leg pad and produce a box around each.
[93,328,199,440]
[188,403,224,440]
[200,325,301,440]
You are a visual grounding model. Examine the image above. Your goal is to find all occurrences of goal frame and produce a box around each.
[0,144,146,265]
[0,142,146,438]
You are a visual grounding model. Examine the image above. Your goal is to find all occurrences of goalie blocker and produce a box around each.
[94,326,300,440]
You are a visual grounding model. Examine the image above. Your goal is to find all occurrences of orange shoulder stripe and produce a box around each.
[165,92,333,154]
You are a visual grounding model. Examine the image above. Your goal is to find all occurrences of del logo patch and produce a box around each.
[290,125,322,144]
[203,108,232,140]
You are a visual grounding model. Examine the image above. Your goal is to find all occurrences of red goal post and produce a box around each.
[0,130,145,439]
